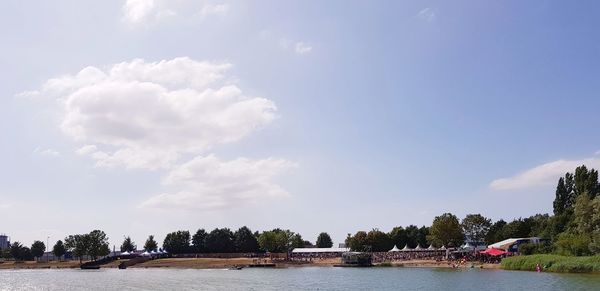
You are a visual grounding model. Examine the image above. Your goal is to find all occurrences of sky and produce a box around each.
[1,0,600,249]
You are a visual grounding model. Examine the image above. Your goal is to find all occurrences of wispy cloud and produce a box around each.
[490,155,600,191]
[417,8,436,22]
[33,147,60,157]
[278,38,313,55]
[294,42,313,55]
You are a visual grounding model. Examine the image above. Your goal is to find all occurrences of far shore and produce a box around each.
[0,258,500,270]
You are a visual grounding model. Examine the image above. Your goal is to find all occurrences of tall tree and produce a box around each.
[205,228,234,253]
[10,242,23,261]
[346,231,368,251]
[162,231,191,254]
[366,229,393,251]
[65,234,90,263]
[88,230,110,260]
[554,177,569,215]
[257,229,295,253]
[234,226,259,253]
[404,225,420,248]
[389,226,407,248]
[316,232,333,248]
[417,226,430,247]
[52,240,66,261]
[191,229,207,253]
[485,219,507,244]
[428,213,464,247]
[290,234,305,249]
[461,214,492,243]
[120,236,136,252]
[30,241,46,261]
[572,193,593,235]
[144,235,158,252]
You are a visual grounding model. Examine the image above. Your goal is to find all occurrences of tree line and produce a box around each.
[3,165,598,261]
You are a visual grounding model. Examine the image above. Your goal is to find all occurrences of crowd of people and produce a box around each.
[371,251,447,263]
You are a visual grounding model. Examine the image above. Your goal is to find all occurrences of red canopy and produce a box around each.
[480,248,506,256]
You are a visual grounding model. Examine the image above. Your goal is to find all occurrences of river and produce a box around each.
[1,267,599,290]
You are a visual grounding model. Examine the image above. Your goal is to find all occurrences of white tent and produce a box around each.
[388,245,400,252]
[414,244,424,250]
[141,251,151,257]
[401,245,413,251]
[120,251,130,256]
[427,245,437,250]
[439,246,446,250]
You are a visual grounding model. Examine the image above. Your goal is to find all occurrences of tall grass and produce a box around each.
[501,254,600,273]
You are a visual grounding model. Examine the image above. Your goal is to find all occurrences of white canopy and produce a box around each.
[141,251,151,256]
[120,251,130,255]
[427,245,437,250]
[439,246,446,250]
[414,244,424,250]
[291,247,349,253]
[388,245,400,252]
[401,245,413,251]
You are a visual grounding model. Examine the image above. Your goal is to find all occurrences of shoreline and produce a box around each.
[0,258,500,270]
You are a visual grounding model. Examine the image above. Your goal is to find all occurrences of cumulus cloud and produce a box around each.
[25,57,276,170]
[22,57,292,210]
[140,155,294,210]
[490,157,600,191]
[122,0,229,25]
[417,8,436,22]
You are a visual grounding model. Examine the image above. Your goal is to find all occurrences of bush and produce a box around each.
[519,242,553,255]
[554,233,592,256]
[501,254,600,273]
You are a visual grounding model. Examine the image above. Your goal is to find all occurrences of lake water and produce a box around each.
[1,267,599,290]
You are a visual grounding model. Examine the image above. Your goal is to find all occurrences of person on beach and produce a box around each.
[536,263,541,272]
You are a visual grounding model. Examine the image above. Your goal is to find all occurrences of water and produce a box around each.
[1,267,599,291]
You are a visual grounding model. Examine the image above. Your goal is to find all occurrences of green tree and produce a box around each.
[120,236,136,252]
[346,231,368,251]
[234,226,259,252]
[191,229,207,253]
[366,229,393,251]
[10,242,23,261]
[316,232,333,248]
[290,234,305,249]
[485,219,507,244]
[144,235,158,252]
[205,228,234,253]
[65,234,90,263]
[162,231,191,254]
[572,193,593,235]
[88,230,110,260]
[52,240,66,261]
[417,226,430,247]
[428,213,464,247]
[554,177,569,215]
[461,214,492,243]
[31,240,46,261]
[389,226,407,248]
[405,225,420,248]
[258,229,295,252]
[555,233,591,256]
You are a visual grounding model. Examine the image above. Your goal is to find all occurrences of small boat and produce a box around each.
[80,265,100,270]
[228,266,243,270]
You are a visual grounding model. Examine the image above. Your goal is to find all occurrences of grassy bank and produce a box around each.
[501,254,600,273]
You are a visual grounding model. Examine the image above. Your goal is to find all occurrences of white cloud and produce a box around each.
[294,42,313,55]
[417,8,436,22]
[122,0,229,25]
[33,147,60,157]
[22,57,293,210]
[122,0,157,24]
[200,3,230,17]
[140,155,294,210]
[278,38,313,55]
[24,57,277,170]
[490,157,600,191]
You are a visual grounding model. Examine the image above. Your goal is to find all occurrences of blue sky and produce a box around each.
[1,0,600,248]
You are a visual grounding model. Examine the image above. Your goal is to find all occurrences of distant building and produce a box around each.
[338,243,347,248]
[0,234,10,250]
